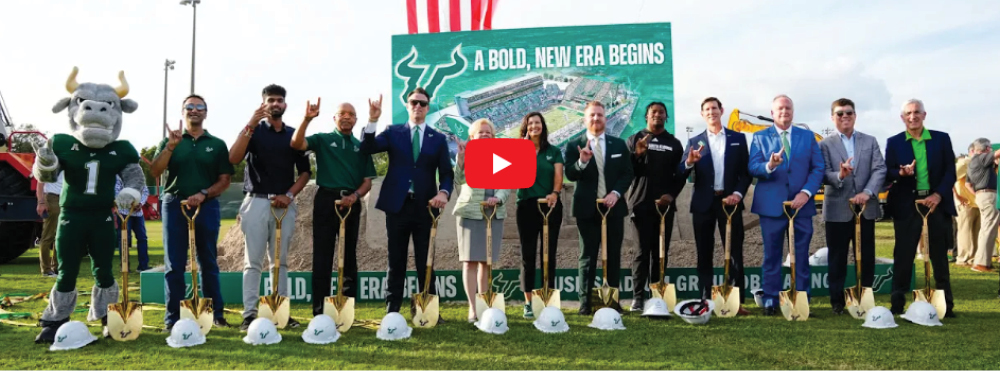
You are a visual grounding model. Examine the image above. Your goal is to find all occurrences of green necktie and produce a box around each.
[412,126,421,161]
[781,131,790,162]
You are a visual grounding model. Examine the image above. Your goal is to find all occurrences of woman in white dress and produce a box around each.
[453,118,510,322]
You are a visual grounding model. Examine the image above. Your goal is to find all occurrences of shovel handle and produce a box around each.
[598,200,609,280]
[852,203,865,291]
[480,202,496,297]
[722,201,737,286]
[269,206,288,300]
[425,204,442,282]
[537,198,551,290]
[656,203,670,282]
[783,201,796,295]
[915,201,934,296]
[117,208,133,303]
[181,201,201,305]
[334,201,350,298]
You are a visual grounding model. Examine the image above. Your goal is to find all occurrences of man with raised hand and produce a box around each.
[819,98,886,315]
[747,94,824,316]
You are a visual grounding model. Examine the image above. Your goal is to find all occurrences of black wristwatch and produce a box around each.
[200,189,209,197]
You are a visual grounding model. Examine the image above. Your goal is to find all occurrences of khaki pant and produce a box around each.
[955,202,980,265]
[39,193,60,274]
[975,191,999,267]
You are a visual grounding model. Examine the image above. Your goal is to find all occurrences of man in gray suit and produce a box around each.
[819,98,887,315]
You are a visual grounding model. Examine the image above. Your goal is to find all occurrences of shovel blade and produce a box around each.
[323,296,356,332]
[107,302,143,341]
[180,298,214,335]
[411,293,439,328]
[915,289,947,318]
[592,286,622,312]
[779,291,810,321]
[531,288,561,311]
[258,296,291,329]
[475,292,506,319]
[845,287,875,319]
[711,286,741,318]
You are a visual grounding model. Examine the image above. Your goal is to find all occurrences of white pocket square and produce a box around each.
[730,143,739,146]
[611,153,622,158]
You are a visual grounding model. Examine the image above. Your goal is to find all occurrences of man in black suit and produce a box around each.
[883,98,956,317]
[565,100,634,315]
[679,97,751,315]
[360,88,453,316]
[625,101,685,312]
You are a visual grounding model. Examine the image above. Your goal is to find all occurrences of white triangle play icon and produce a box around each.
[492,153,511,174]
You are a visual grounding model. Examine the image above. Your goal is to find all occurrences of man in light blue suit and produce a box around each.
[747,95,824,316]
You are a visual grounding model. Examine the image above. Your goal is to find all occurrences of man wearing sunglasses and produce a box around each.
[228,84,312,330]
[361,87,453,318]
[818,98,886,315]
[150,94,235,331]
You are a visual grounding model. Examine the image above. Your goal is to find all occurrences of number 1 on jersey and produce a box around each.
[84,160,99,195]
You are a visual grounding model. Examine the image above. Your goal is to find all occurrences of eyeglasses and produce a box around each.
[408,100,429,107]
[834,110,855,117]
[185,103,207,111]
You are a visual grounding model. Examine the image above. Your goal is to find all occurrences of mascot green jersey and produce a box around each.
[32,67,146,344]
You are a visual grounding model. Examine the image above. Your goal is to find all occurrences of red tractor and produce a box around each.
[0,115,45,264]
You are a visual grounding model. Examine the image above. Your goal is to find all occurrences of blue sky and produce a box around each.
[1,0,997,153]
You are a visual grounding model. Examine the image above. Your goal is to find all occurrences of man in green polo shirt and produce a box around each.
[150,94,236,330]
[291,99,377,316]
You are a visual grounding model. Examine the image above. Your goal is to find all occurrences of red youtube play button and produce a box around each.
[465,138,536,189]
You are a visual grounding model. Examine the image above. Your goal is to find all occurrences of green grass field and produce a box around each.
[2,220,1000,369]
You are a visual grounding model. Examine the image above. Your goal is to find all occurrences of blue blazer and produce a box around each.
[360,123,454,214]
[679,128,751,214]
[748,125,824,218]
[883,129,956,219]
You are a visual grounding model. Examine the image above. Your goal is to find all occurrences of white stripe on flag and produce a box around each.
[414,0,429,33]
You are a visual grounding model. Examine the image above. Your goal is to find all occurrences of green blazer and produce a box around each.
[565,133,634,219]
[452,160,511,219]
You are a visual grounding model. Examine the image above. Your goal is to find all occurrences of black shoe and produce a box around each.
[832,305,845,315]
[578,305,592,316]
[34,319,67,344]
[214,317,230,328]
[161,322,175,333]
[890,306,903,315]
[630,299,645,312]
[240,316,255,332]
[437,315,446,324]
[762,307,777,316]
[100,316,110,338]
[287,317,300,328]
[945,310,957,318]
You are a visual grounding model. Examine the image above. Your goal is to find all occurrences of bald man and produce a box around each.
[291,99,377,316]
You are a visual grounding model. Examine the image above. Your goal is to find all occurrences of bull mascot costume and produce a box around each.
[33,67,146,343]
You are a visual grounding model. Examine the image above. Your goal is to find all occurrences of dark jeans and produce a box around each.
[162,195,225,325]
[116,214,150,270]
[516,198,563,293]
[891,205,954,312]
[694,197,746,303]
[384,197,437,313]
[826,217,875,308]
[312,188,361,316]
[630,205,674,299]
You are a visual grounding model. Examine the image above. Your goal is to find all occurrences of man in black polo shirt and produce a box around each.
[291,98,377,316]
[228,84,311,330]
[625,101,686,311]
[151,94,235,330]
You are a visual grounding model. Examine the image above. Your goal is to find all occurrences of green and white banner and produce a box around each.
[390,22,675,155]
[139,264,910,304]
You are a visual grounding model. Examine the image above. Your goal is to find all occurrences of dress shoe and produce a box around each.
[832,305,845,315]
[630,299,645,313]
[890,307,903,315]
[578,305,592,315]
[972,265,993,273]
[287,317,301,328]
[162,322,175,333]
[762,307,776,316]
[239,316,255,332]
[737,306,751,316]
[945,310,957,318]
[214,317,230,328]
[35,319,67,344]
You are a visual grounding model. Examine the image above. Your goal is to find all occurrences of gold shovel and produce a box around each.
[845,203,875,319]
[179,201,213,335]
[530,198,561,311]
[475,201,505,320]
[107,203,143,341]
[649,203,677,310]
[412,203,443,328]
[913,201,947,318]
[258,206,291,328]
[712,202,741,317]
[779,201,809,321]
[323,200,355,333]
[591,199,622,313]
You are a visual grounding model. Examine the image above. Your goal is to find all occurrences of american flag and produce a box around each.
[405,0,500,34]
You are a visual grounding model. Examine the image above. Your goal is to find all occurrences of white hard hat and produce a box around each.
[809,247,829,266]
[533,306,569,334]
[302,315,341,345]
[588,307,626,331]
[862,306,898,329]
[166,319,207,348]
[675,299,715,325]
[752,289,765,308]
[901,301,942,327]
[243,317,282,345]
[376,312,412,341]
[475,308,509,335]
[49,321,97,351]
[641,298,672,318]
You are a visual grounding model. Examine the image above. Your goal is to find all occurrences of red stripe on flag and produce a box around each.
[427,0,441,33]
[470,0,482,31]
[449,0,461,32]
[483,0,494,30]
[406,0,418,34]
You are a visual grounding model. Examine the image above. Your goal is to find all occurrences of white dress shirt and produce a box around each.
[684,128,743,198]
[576,132,620,198]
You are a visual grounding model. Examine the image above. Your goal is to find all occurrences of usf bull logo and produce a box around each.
[394,44,467,106]
[490,271,521,298]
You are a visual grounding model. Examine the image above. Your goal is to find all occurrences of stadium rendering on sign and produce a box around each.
[427,72,639,155]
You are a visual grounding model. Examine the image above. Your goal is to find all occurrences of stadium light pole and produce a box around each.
[180,0,200,94]
[685,126,693,140]
[162,59,176,140]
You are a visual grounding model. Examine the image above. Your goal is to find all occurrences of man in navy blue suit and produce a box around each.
[680,97,751,315]
[747,95,824,316]
[883,98,956,317]
[361,88,454,316]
